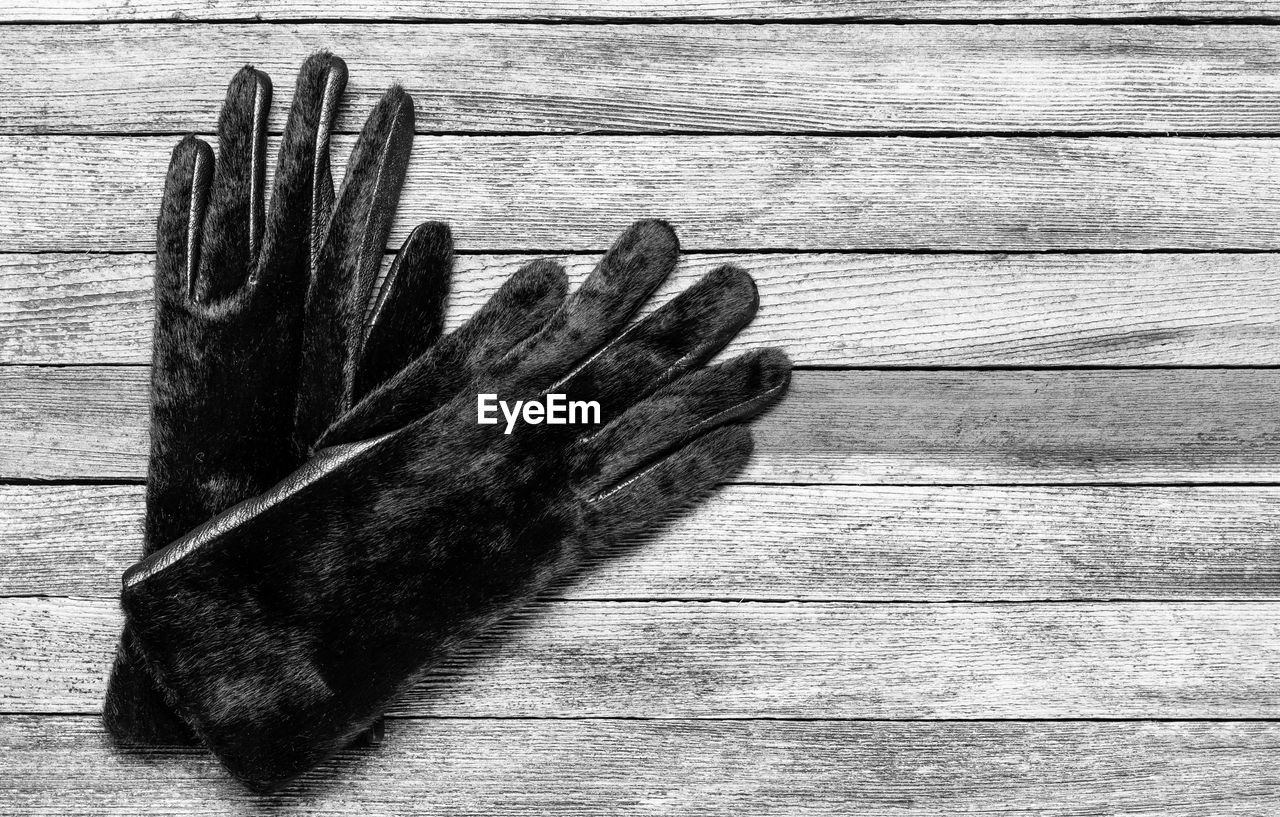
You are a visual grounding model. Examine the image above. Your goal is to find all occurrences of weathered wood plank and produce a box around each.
[5,1,1280,22]
[9,251,1280,366]
[8,484,1280,602]
[5,597,1279,717]
[0,254,151,365]
[4,368,1279,483]
[6,136,1280,252]
[0,367,150,481]
[11,25,1280,134]
[3,716,1279,816]
[0,486,139,597]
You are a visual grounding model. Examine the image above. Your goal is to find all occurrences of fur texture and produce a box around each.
[122,220,791,790]
[104,53,445,746]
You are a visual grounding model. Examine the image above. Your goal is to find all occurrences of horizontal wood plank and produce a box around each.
[5,1,1280,22]
[7,484,1280,601]
[7,136,1280,252]
[8,12,1279,814]
[8,251,1280,365]
[5,597,1280,717]
[4,368,1280,483]
[0,367,150,480]
[3,717,1279,815]
[11,25,1280,134]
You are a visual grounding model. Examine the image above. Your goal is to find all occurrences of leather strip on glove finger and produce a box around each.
[120,219,791,789]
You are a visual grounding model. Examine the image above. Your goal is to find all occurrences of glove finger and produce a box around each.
[256,51,346,294]
[496,219,678,391]
[155,135,214,306]
[547,264,758,434]
[584,424,754,547]
[193,66,271,304]
[318,82,415,305]
[295,85,415,447]
[353,221,453,401]
[317,257,568,448]
[576,348,790,498]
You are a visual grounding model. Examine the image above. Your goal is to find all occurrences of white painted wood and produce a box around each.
[5,1,1280,22]
[7,484,1280,601]
[8,251,1280,365]
[9,25,1280,134]
[7,136,1280,252]
[0,367,150,481]
[5,10,1279,809]
[4,716,1279,815]
[4,597,1280,718]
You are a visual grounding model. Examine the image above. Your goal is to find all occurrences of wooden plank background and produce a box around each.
[2,3,1280,813]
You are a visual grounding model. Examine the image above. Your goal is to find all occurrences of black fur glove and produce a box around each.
[104,54,490,745]
[120,219,791,790]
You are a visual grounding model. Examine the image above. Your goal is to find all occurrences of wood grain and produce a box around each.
[5,1,1280,22]
[11,25,1280,134]
[5,7,1279,813]
[5,596,1280,717]
[0,486,139,597]
[0,367,150,481]
[8,484,1280,601]
[5,367,1280,483]
[8,251,1280,366]
[8,136,1280,252]
[4,717,1279,815]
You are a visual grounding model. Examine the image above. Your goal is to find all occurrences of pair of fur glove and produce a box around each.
[106,54,791,791]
